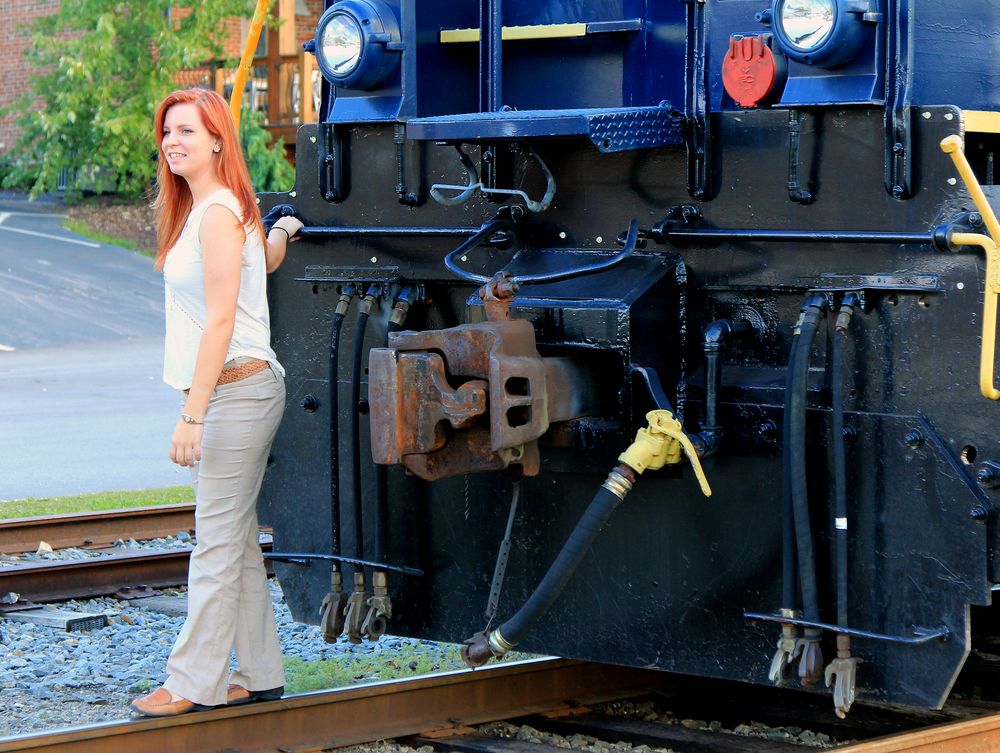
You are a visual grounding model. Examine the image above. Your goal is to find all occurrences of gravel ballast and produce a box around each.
[0,580,458,737]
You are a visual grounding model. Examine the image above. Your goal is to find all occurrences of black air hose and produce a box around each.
[350,286,380,563]
[831,293,859,626]
[501,485,622,643]
[788,299,826,622]
[781,331,799,613]
[831,326,846,624]
[373,285,418,563]
[462,465,636,666]
[329,286,357,556]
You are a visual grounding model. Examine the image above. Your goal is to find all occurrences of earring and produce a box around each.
[213,145,221,153]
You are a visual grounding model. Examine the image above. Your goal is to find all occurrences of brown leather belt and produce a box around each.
[217,358,269,385]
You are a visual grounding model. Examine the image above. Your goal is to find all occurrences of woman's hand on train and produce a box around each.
[265,216,303,273]
[170,419,203,467]
[272,215,304,240]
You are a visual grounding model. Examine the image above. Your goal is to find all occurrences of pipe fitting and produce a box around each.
[618,410,712,497]
[768,622,800,686]
[362,570,391,641]
[825,634,860,718]
[793,295,829,335]
[796,627,825,687]
[358,286,381,317]
[835,292,862,333]
[601,464,636,500]
[343,571,369,644]
[461,629,508,668]
[336,284,358,316]
[319,569,347,642]
[389,285,420,326]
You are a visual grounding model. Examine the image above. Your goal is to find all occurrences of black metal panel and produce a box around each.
[258,103,1000,709]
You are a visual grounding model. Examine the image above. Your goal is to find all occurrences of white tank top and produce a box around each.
[162,188,284,390]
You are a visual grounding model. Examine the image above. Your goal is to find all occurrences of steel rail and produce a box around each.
[0,543,272,602]
[837,713,1000,752]
[0,505,196,555]
[0,549,194,602]
[0,659,664,753]
[0,655,998,751]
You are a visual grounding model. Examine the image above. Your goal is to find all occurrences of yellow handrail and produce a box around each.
[948,232,1000,400]
[230,0,272,130]
[940,135,1000,400]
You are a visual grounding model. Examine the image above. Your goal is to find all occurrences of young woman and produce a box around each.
[131,88,303,717]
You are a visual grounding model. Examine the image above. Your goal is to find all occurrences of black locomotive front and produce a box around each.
[257,0,1000,714]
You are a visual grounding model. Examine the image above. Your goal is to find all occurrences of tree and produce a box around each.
[4,0,293,197]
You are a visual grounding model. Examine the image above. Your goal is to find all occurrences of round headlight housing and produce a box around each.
[313,0,401,90]
[319,13,363,77]
[778,0,836,52]
[771,0,878,68]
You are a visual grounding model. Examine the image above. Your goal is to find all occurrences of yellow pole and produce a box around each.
[231,0,272,130]
[948,233,1000,400]
[941,136,1000,242]
[941,136,1000,400]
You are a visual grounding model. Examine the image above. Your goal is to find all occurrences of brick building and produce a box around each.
[0,0,324,155]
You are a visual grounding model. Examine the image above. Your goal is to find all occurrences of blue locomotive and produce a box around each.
[257,0,1000,715]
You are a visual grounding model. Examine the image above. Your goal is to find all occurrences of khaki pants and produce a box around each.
[163,365,286,706]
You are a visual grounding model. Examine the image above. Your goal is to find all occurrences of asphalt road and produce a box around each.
[0,204,186,500]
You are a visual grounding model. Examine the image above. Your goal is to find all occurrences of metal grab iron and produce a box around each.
[940,135,1000,400]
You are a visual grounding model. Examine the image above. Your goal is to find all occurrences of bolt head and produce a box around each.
[971,505,990,521]
[756,420,777,438]
[977,467,998,487]
[903,430,923,448]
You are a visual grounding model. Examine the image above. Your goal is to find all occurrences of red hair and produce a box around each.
[152,88,264,271]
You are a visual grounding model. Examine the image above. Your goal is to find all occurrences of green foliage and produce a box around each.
[240,108,296,193]
[1,0,267,198]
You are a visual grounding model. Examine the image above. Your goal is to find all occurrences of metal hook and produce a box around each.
[429,145,480,206]
[430,146,557,212]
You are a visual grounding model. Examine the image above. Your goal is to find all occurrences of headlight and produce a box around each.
[770,0,879,68]
[778,0,836,52]
[312,0,401,90]
[319,13,363,76]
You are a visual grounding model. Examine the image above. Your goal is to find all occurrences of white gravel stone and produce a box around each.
[0,579,458,738]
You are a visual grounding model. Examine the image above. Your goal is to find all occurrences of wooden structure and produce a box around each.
[214,0,318,157]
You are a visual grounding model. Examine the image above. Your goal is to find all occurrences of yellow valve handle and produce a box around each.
[940,135,1000,400]
[618,410,712,497]
[230,0,272,130]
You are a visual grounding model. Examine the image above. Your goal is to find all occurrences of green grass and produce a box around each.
[283,643,469,693]
[282,644,540,694]
[61,218,143,253]
[0,486,195,519]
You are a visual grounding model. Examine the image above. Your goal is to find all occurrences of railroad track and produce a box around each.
[0,659,998,753]
[0,506,270,602]
[0,504,196,555]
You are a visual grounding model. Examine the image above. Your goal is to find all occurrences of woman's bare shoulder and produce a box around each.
[200,202,246,246]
